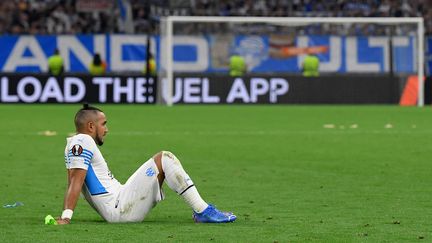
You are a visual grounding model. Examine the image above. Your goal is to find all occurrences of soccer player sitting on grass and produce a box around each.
[53,104,236,224]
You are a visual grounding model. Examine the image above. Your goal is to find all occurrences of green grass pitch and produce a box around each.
[0,104,431,242]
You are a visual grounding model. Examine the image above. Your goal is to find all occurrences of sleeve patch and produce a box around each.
[71,144,83,156]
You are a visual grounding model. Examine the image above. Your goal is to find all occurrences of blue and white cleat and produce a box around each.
[193,204,237,223]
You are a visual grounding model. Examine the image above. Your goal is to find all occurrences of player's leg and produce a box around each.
[153,151,207,213]
[153,151,236,223]
[152,152,165,187]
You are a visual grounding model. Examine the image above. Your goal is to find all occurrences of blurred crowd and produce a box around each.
[0,0,120,34]
[0,0,431,35]
[187,0,432,35]
[189,0,425,18]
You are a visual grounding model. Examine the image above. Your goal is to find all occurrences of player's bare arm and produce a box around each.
[57,168,87,224]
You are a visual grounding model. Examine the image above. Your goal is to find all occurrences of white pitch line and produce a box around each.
[105,130,432,136]
[1,129,432,136]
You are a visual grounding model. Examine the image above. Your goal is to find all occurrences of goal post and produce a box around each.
[161,16,424,106]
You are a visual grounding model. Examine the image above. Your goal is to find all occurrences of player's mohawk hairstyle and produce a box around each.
[80,103,102,112]
[74,103,103,131]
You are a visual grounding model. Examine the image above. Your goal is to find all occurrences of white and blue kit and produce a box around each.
[64,134,164,222]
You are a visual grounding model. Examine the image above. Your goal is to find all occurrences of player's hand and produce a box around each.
[56,217,71,225]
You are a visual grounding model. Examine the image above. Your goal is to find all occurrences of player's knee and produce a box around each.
[152,151,181,171]
[161,151,181,165]
[153,151,182,174]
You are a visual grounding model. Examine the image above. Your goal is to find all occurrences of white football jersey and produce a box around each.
[64,134,121,217]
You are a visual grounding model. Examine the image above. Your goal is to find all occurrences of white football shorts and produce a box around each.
[106,158,164,222]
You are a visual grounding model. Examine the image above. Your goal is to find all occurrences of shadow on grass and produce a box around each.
[75,218,192,225]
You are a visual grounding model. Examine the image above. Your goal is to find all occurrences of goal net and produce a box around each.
[158,17,424,106]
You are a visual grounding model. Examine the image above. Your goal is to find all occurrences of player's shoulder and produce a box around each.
[68,133,96,147]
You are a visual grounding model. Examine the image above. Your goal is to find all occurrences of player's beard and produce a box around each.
[95,130,104,146]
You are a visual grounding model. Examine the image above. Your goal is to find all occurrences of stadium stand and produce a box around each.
[0,0,431,35]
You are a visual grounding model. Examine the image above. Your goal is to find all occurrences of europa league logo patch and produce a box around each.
[71,144,83,156]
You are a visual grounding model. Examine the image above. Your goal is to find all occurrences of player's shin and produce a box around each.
[161,151,208,213]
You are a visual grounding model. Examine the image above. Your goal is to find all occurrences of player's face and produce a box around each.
[94,112,108,146]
